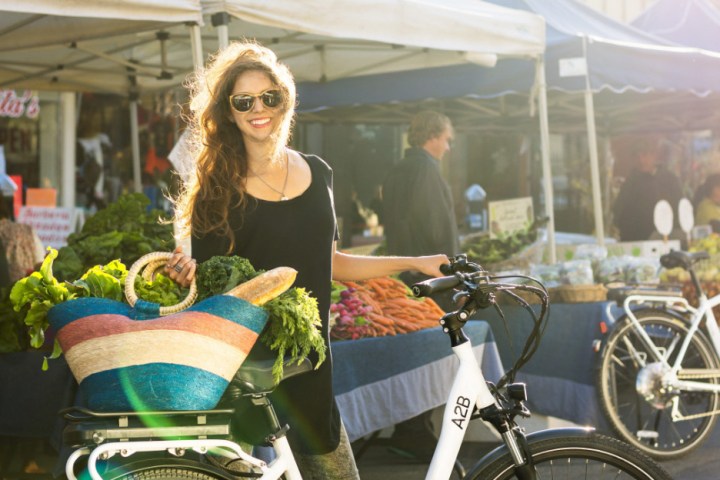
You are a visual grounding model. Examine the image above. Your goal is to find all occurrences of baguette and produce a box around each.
[224,267,298,305]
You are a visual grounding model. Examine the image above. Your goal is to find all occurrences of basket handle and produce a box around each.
[125,251,198,316]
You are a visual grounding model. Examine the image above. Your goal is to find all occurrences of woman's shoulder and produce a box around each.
[296,151,333,185]
[297,151,331,172]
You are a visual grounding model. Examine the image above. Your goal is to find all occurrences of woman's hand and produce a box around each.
[164,245,197,288]
[414,254,451,278]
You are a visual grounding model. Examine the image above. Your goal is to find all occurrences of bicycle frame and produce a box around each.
[425,340,499,480]
[623,292,720,396]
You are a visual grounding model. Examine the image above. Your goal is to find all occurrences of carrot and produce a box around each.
[367,312,396,328]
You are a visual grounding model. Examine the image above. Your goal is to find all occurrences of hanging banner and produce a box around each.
[0,90,39,119]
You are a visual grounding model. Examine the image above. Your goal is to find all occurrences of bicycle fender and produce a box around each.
[463,427,595,479]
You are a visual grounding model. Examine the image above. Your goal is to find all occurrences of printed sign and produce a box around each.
[17,206,78,249]
[0,90,39,118]
[488,197,534,238]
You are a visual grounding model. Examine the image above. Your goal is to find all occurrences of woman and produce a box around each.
[168,41,449,479]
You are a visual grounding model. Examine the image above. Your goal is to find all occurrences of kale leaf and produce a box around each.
[195,255,258,301]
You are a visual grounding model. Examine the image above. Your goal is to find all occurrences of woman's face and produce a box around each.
[228,70,283,145]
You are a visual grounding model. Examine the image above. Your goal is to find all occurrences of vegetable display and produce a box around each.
[53,193,174,282]
[330,276,444,340]
[10,249,325,382]
[461,226,537,266]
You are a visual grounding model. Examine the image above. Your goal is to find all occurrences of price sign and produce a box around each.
[653,200,673,238]
[488,197,533,238]
[17,206,78,249]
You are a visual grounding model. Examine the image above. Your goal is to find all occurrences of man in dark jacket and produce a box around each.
[383,110,459,263]
[381,110,459,460]
[613,136,682,241]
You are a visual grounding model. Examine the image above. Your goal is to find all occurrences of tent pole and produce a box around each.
[537,56,556,263]
[582,36,605,246]
[129,99,141,193]
[60,92,76,209]
[212,12,230,50]
[189,23,204,70]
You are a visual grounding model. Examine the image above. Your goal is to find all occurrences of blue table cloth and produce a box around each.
[478,301,622,429]
[331,321,504,441]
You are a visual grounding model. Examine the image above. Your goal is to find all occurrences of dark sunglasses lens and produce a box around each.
[262,91,282,108]
[231,95,254,112]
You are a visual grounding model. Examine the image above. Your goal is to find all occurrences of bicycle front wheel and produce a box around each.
[597,309,720,459]
[471,433,671,480]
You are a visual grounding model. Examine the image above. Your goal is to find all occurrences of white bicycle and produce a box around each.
[598,249,720,460]
[63,254,671,479]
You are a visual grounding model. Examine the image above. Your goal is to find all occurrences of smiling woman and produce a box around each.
[168,40,450,480]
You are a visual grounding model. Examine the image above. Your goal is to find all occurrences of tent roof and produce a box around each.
[631,0,720,52]
[0,0,545,95]
[0,0,203,23]
[298,0,720,133]
[475,0,720,96]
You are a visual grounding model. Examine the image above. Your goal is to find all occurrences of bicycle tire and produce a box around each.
[468,432,672,480]
[597,309,719,459]
[113,468,222,480]
[98,458,235,480]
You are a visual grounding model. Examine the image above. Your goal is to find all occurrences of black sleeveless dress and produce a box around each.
[192,153,340,454]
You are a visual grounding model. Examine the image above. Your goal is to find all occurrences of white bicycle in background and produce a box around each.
[64,254,671,479]
[598,249,720,460]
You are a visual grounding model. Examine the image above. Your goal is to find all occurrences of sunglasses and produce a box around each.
[228,89,283,113]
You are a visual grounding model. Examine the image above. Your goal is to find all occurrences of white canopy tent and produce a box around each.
[0,0,555,259]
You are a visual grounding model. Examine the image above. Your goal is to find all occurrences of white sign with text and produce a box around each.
[17,206,79,249]
[488,197,534,238]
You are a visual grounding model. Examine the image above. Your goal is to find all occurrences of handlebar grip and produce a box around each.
[412,275,461,297]
[440,263,453,275]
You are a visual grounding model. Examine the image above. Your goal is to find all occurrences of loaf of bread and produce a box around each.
[224,267,298,305]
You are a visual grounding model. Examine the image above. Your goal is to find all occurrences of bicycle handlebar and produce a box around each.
[412,254,550,389]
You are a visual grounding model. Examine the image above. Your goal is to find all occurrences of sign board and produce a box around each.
[26,188,57,207]
[559,57,588,77]
[678,198,694,234]
[0,90,39,119]
[653,200,673,237]
[488,197,533,238]
[17,206,79,249]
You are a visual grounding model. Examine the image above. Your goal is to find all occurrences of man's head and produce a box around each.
[630,135,662,173]
[408,111,453,160]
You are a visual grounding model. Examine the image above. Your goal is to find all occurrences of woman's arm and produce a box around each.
[332,242,448,282]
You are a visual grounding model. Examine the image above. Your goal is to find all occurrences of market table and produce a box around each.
[332,321,504,442]
[477,300,622,429]
[0,322,501,445]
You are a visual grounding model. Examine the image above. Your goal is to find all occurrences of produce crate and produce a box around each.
[485,240,546,273]
[549,284,608,303]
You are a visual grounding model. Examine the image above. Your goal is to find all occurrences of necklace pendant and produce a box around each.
[280,195,288,201]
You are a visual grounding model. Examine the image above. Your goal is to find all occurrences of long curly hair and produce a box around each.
[174,41,296,251]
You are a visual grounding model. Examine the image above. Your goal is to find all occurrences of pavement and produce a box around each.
[355,423,720,480]
[4,422,720,479]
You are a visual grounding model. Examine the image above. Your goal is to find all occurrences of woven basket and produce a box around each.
[549,284,608,304]
[48,252,268,412]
